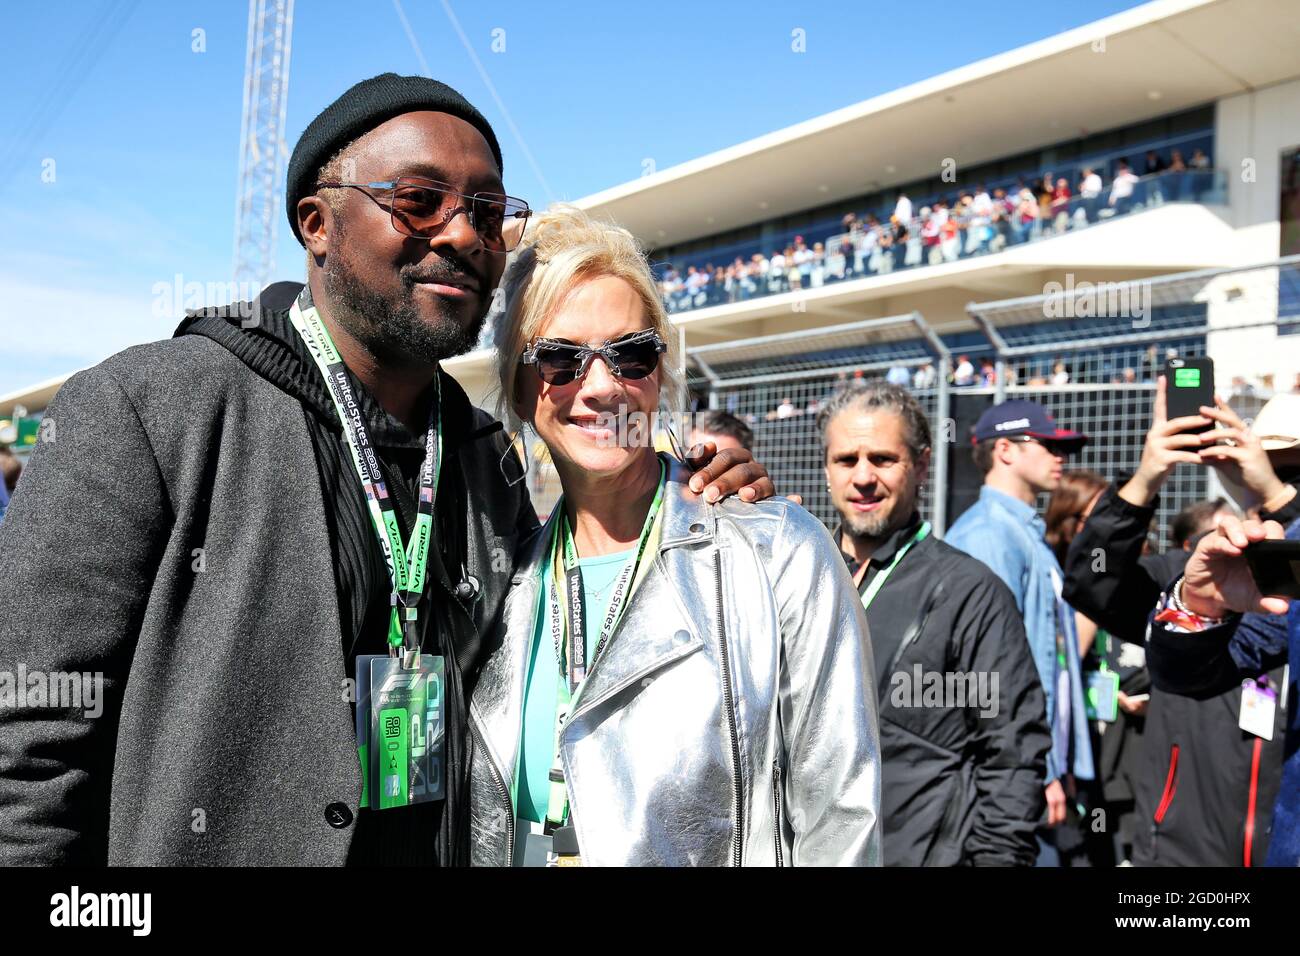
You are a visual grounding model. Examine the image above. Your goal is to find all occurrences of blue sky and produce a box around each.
[0,0,1141,396]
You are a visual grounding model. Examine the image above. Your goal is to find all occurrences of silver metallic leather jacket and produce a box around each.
[468,457,881,866]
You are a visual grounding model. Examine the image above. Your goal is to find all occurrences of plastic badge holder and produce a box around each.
[356,654,445,809]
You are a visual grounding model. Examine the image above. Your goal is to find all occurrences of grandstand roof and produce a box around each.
[576,0,1300,249]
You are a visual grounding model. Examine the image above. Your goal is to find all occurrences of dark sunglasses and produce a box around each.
[314,177,531,253]
[1009,434,1071,457]
[521,329,667,386]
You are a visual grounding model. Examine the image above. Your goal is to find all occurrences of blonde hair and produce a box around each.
[493,203,682,428]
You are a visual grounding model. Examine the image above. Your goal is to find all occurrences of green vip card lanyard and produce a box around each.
[537,457,667,848]
[289,288,446,810]
[1085,631,1121,722]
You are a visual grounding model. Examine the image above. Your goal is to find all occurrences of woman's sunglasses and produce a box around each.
[520,329,667,386]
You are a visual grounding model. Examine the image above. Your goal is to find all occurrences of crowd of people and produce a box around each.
[2,74,1295,869]
[693,380,1300,866]
[659,148,1215,313]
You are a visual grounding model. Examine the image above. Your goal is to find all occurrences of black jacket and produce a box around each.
[1062,485,1288,866]
[840,515,1050,866]
[0,281,537,865]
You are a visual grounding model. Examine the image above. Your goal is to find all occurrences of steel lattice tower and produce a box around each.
[232,0,294,288]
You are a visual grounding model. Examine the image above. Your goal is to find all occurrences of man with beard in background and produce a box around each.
[822,382,1048,865]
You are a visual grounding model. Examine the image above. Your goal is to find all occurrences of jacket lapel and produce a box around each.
[468,515,552,797]
[568,458,709,722]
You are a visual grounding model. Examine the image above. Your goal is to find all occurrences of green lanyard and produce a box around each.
[542,456,667,826]
[859,521,931,611]
[287,289,442,656]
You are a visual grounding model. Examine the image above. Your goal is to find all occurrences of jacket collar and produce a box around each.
[833,510,922,576]
[510,453,711,584]
[979,484,1045,534]
[656,455,716,551]
[174,279,488,454]
[477,454,708,778]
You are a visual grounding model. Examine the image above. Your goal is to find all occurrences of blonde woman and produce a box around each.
[468,206,881,867]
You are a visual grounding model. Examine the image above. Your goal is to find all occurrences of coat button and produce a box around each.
[689,522,705,533]
[325,803,353,829]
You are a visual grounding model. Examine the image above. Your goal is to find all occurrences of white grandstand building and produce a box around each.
[3,0,1299,536]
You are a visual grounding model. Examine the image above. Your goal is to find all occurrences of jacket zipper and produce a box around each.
[469,716,514,866]
[1154,744,1179,824]
[885,578,946,678]
[772,761,784,867]
[714,551,744,867]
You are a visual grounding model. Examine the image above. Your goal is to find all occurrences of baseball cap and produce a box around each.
[971,399,1088,447]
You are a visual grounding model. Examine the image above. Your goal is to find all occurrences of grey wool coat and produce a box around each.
[0,290,534,865]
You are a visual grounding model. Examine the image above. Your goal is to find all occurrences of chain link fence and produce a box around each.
[687,313,951,532]
[516,257,1300,541]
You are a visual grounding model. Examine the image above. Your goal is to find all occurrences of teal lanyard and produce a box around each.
[548,457,667,697]
[542,457,667,827]
[859,521,931,611]
[287,290,442,655]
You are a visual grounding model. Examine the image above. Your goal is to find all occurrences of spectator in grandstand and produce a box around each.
[793,235,814,288]
[1062,379,1297,866]
[970,185,994,254]
[0,76,772,867]
[979,358,997,387]
[890,215,908,271]
[688,408,753,454]
[894,192,913,227]
[1051,360,1070,386]
[775,396,797,419]
[1166,148,1188,200]
[1109,159,1140,213]
[1012,187,1039,245]
[1050,177,1072,233]
[920,205,940,264]
[991,187,1013,249]
[1037,174,1055,220]
[811,241,826,287]
[821,382,1048,865]
[945,400,1095,866]
[913,360,937,390]
[1079,166,1103,223]
[940,206,961,263]
[952,354,976,387]
[886,364,911,388]
[1143,149,1169,204]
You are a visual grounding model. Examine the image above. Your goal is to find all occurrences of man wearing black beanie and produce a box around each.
[0,73,771,867]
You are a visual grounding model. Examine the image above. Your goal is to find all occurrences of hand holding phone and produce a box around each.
[1165,358,1214,433]
[1245,539,1300,601]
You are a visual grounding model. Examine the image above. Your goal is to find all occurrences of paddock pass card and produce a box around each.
[356,654,446,809]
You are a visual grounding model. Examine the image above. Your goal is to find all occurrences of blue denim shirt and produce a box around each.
[945,485,1095,783]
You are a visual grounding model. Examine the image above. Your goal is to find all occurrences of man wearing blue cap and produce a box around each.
[945,399,1095,866]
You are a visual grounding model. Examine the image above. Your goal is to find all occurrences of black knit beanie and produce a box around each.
[285,73,504,245]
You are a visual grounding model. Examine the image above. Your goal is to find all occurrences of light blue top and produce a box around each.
[945,485,1094,782]
[517,548,634,825]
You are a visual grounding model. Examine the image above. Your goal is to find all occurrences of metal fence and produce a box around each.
[687,313,952,533]
[518,257,1299,541]
[967,256,1300,549]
